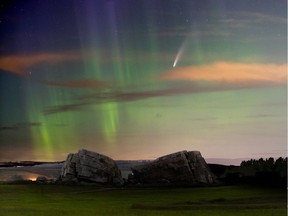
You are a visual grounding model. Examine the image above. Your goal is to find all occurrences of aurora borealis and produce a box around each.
[0,0,286,162]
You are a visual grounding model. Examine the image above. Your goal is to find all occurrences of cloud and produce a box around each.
[190,117,217,121]
[41,79,111,89]
[44,102,89,115]
[216,12,287,30]
[43,81,276,115]
[0,122,41,131]
[234,12,287,25]
[160,62,286,83]
[0,50,175,77]
[0,53,80,76]
[0,51,114,89]
[157,11,286,39]
[157,29,231,38]
[156,12,286,44]
[245,114,282,119]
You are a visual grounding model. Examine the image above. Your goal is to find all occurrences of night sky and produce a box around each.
[0,0,286,162]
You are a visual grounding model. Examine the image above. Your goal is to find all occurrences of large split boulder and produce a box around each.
[59,149,123,185]
[131,150,215,185]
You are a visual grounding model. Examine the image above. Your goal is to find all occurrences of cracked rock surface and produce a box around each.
[60,149,123,185]
[131,150,215,184]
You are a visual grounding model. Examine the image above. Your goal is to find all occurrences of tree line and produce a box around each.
[240,157,287,177]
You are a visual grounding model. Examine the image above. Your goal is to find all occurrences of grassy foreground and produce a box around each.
[0,184,286,216]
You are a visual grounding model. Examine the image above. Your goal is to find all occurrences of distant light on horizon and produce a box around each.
[28,177,37,181]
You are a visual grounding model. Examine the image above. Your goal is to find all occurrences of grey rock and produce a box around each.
[131,150,215,185]
[60,149,123,185]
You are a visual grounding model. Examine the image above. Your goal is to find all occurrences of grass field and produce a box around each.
[0,184,286,216]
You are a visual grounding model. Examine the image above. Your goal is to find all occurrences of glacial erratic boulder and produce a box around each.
[131,150,215,185]
[60,149,123,185]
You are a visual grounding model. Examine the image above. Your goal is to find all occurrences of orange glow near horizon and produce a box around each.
[160,62,286,83]
[0,53,80,76]
[28,177,37,181]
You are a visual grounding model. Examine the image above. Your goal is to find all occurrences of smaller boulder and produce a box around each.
[60,149,123,185]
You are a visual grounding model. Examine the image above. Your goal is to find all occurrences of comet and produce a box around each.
[173,38,189,68]
[173,53,181,67]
